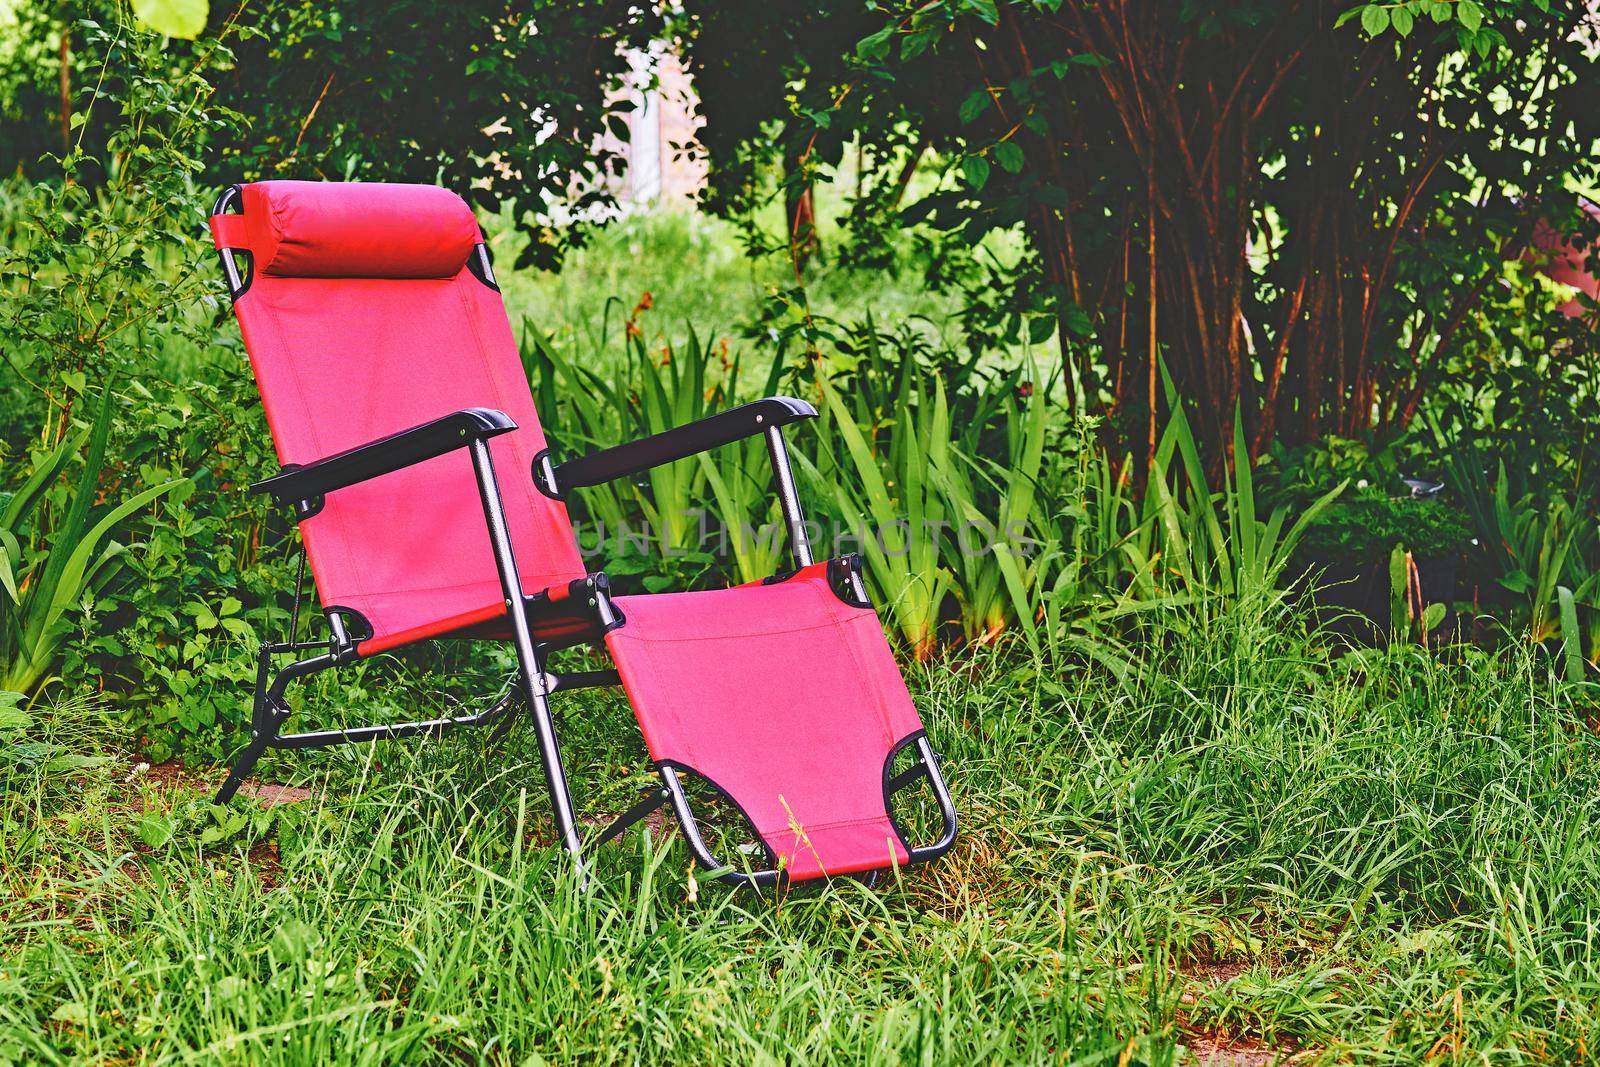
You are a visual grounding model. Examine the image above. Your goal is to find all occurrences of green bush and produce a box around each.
[0,391,188,695]
[1298,493,1474,563]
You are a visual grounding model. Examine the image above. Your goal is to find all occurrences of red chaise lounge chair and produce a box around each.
[207,180,956,888]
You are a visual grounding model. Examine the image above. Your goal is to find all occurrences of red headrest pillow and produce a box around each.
[216,181,481,279]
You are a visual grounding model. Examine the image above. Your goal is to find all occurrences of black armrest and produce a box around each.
[552,396,817,492]
[251,408,516,504]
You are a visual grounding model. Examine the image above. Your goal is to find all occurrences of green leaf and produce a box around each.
[964,0,1000,25]
[1333,5,1366,27]
[136,812,175,849]
[43,753,108,773]
[1389,6,1413,35]
[856,25,894,61]
[994,141,1025,174]
[0,532,19,605]
[1558,586,1584,685]
[958,89,990,125]
[1457,1,1483,31]
[2,426,88,531]
[0,702,31,733]
[1499,569,1534,595]
[131,0,209,38]
[29,390,115,635]
[961,155,991,190]
[221,618,254,639]
[1360,4,1390,35]
[1389,544,1411,635]
[899,29,935,61]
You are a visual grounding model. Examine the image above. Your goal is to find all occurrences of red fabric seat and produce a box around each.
[608,562,925,879]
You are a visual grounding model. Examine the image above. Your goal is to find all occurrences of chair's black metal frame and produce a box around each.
[209,184,956,890]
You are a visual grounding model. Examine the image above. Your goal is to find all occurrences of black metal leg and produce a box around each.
[470,439,588,880]
[214,737,268,804]
[486,694,521,745]
[588,787,670,852]
[898,735,959,864]
[215,643,280,804]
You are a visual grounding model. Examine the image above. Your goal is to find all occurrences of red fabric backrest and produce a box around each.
[212,181,585,651]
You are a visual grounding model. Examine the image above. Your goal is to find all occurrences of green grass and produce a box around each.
[489,205,985,363]
[4,594,1599,1064]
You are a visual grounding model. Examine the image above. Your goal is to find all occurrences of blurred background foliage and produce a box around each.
[0,0,1594,763]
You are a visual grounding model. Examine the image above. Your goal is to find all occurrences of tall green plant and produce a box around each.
[932,364,1048,644]
[697,442,787,585]
[804,375,953,659]
[1139,392,1342,612]
[1032,393,1340,665]
[0,391,188,694]
[1487,466,1586,643]
[1557,581,1600,685]
[524,320,758,558]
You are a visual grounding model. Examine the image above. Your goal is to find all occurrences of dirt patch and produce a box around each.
[116,759,303,888]
[1175,959,1306,1064]
[119,760,212,811]
[1183,1031,1289,1066]
[1178,958,1249,1004]
[137,760,198,789]
[579,802,672,842]
[122,759,314,808]
[246,839,283,888]
[237,781,314,807]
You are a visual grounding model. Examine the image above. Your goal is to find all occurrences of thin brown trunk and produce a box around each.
[1146,168,1158,476]
[58,27,70,153]
[1253,272,1306,459]
[787,177,817,276]
[891,141,927,210]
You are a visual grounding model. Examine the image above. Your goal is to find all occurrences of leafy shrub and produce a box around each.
[688,0,1600,471]
[1298,494,1473,564]
[0,16,240,433]
[0,690,107,777]
[0,11,294,752]
[0,391,187,694]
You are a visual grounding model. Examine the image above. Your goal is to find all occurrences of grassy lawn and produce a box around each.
[4,597,1597,1064]
[488,202,1022,366]
[1,5,1597,1063]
